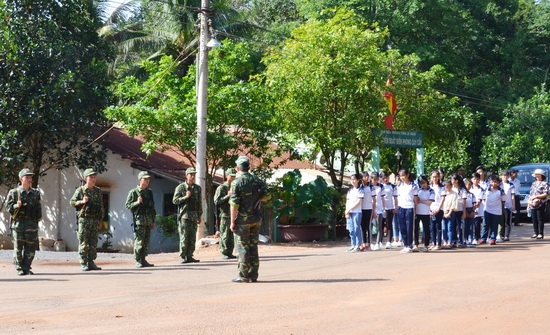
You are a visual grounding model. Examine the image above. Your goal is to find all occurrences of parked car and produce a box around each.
[508,163,550,220]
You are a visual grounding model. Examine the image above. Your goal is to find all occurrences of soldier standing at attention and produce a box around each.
[70,168,104,271]
[126,171,156,268]
[173,167,202,263]
[6,168,42,276]
[214,168,237,259]
[230,156,270,283]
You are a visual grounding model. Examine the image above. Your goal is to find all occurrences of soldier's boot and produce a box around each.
[142,259,154,267]
[88,262,102,270]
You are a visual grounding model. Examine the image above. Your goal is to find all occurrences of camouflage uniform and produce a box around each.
[214,180,234,258]
[173,176,202,263]
[230,169,269,282]
[126,185,156,266]
[70,184,104,269]
[6,185,42,275]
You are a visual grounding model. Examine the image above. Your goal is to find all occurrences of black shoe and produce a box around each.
[17,270,26,276]
[231,277,250,283]
[143,261,154,267]
[81,265,90,271]
[88,263,102,270]
[188,257,200,263]
[228,255,237,259]
[251,278,258,282]
[25,270,34,275]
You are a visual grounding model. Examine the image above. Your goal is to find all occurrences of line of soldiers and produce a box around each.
[5,156,269,282]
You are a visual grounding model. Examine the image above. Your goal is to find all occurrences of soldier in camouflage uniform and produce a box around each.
[70,168,105,271]
[173,167,202,263]
[230,156,270,283]
[6,168,42,276]
[214,168,237,259]
[126,171,156,268]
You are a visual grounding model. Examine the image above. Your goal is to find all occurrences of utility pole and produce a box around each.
[196,0,210,240]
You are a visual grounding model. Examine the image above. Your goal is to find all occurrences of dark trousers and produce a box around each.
[414,214,430,246]
[385,209,395,242]
[513,196,521,225]
[398,207,414,248]
[361,209,372,245]
[532,204,546,237]
[430,211,443,246]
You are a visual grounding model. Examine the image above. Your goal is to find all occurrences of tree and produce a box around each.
[263,9,474,189]
[0,0,114,188]
[481,85,550,170]
[105,40,283,176]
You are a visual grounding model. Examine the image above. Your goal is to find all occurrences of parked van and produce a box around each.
[508,163,550,220]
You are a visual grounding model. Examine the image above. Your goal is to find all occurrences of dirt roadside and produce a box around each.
[1,223,549,335]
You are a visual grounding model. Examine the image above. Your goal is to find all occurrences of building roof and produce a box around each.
[102,127,323,185]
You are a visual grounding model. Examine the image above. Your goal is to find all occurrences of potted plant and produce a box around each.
[272,169,335,242]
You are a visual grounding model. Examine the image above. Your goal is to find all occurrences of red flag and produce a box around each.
[383,77,397,131]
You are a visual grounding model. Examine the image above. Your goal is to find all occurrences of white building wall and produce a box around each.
[0,151,180,254]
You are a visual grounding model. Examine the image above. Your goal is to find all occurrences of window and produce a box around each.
[99,191,110,232]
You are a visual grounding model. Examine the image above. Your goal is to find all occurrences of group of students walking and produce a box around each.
[344,165,548,254]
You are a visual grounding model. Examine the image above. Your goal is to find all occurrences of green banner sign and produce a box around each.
[373,129,423,148]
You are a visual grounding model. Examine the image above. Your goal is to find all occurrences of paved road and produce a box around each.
[1,223,549,335]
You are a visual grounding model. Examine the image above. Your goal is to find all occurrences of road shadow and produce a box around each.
[259,278,388,284]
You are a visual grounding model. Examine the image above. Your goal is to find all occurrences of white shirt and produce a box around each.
[417,187,435,215]
[471,185,485,217]
[500,181,515,210]
[397,182,418,209]
[483,187,506,215]
[430,183,446,212]
[346,187,364,214]
[360,184,375,210]
[453,186,468,211]
[381,183,397,210]
[372,184,384,214]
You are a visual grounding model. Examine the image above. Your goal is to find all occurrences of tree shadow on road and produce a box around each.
[259,278,388,283]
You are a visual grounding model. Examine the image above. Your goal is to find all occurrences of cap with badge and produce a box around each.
[185,167,197,174]
[235,156,250,167]
[18,168,34,179]
[138,171,151,179]
[225,168,237,176]
[83,168,98,177]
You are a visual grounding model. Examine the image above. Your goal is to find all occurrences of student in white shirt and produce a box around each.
[415,174,434,252]
[499,170,516,241]
[481,174,506,245]
[380,172,398,249]
[509,169,522,227]
[345,173,364,252]
[470,172,485,244]
[396,169,418,253]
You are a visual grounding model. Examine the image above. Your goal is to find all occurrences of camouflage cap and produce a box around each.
[235,156,249,167]
[185,167,197,174]
[138,171,151,179]
[83,168,97,177]
[18,168,34,179]
[225,168,237,176]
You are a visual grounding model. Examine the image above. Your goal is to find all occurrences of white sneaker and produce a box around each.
[496,236,503,243]
[472,239,478,245]
[385,242,393,249]
[411,245,419,252]
[346,247,355,253]
[391,241,399,247]
[397,241,404,247]
[399,247,412,254]
[371,243,380,251]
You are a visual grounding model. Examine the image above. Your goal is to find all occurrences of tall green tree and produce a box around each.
[263,9,474,189]
[106,41,283,175]
[481,85,550,170]
[0,0,114,187]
